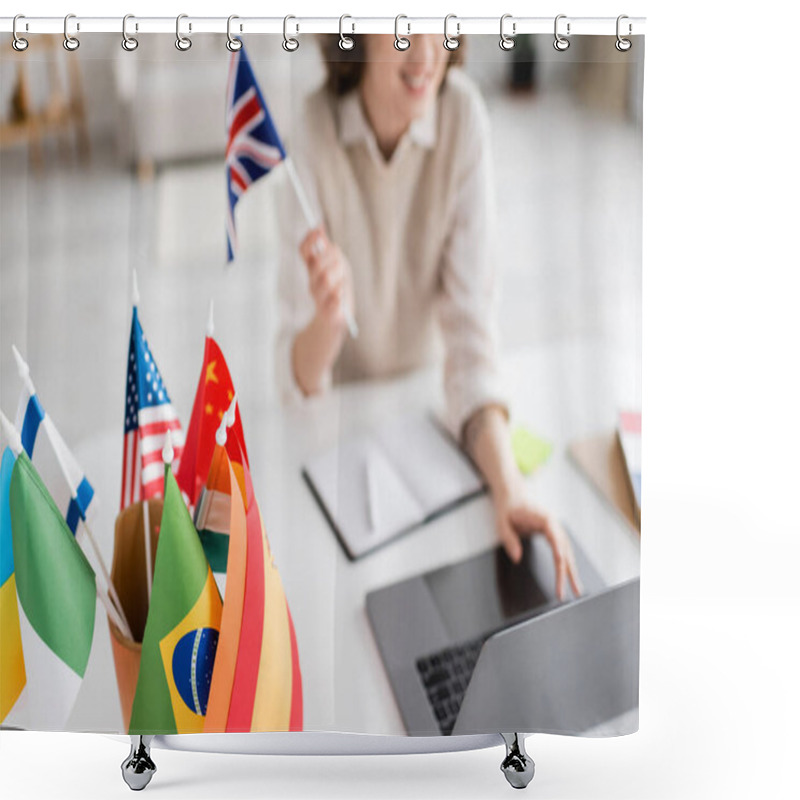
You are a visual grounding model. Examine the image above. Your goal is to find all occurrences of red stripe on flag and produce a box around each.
[226,94,261,158]
[229,163,249,193]
[286,601,303,732]
[230,141,283,169]
[225,497,266,732]
[140,419,181,438]
[141,449,165,469]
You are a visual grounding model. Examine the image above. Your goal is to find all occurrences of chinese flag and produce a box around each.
[177,337,249,508]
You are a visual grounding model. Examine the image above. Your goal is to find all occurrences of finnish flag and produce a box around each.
[14,385,96,538]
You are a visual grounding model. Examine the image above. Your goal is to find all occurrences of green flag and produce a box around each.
[129,465,222,734]
[9,451,96,729]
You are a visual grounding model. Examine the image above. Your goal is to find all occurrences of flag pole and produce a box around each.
[0,409,133,641]
[283,156,359,339]
[131,269,154,604]
[142,497,153,603]
[11,346,132,639]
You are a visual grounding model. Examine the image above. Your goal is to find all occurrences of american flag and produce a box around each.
[225,44,286,262]
[120,306,185,510]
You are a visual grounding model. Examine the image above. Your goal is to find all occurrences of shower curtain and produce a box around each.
[0,28,642,740]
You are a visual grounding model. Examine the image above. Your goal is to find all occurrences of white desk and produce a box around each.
[68,340,640,735]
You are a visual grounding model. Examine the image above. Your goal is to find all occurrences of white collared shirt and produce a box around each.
[276,67,506,436]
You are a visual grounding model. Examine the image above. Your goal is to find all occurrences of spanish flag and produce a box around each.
[129,463,222,734]
[202,433,302,733]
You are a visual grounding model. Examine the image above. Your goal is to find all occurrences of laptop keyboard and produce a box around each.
[416,636,487,735]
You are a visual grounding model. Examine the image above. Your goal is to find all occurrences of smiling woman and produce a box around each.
[318,34,465,159]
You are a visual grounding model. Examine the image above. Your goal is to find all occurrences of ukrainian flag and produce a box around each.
[0,447,25,723]
[129,464,222,734]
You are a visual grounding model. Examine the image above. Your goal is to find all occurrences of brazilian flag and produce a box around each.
[129,464,222,734]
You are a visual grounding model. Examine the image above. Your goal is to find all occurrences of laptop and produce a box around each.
[366,534,639,736]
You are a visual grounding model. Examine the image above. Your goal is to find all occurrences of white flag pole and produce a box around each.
[283,156,359,339]
[0,409,23,456]
[11,346,132,639]
[142,499,153,603]
[130,269,154,605]
[0,409,133,641]
[131,268,140,306]
[207,299,215,338]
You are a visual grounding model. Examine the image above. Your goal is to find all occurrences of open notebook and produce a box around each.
[302,414,485,560]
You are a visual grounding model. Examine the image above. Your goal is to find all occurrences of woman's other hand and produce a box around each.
[494,493,583,601]
[299,227,353,330]
[463,404,583,602]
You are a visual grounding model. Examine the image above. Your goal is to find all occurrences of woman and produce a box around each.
[277,34,581,599]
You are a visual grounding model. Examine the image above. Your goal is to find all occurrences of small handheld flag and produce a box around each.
[11,349,131,639]
[224,43,358,338]
[13,346,96,537]
[202,408,302,733]
[8,450,97,730]
[120,303,185,510]
[129,454,222,735]
[225,43,286,262]
[177,318,249,509]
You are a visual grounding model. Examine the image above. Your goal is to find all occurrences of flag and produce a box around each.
[177,335,248,510]
[192,434,239,584]
[14,384,95,537]
[225,43,286,261]
[201,443,248,729]
[0,448,25,723]
[202,434,302,733]
[120,306,185,510]
[128,463,222,734]
[8,451,96,729]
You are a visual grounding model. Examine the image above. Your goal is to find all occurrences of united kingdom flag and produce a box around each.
[225,44,287,261]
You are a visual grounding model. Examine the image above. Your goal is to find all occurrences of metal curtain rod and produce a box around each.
[0,16,646,37]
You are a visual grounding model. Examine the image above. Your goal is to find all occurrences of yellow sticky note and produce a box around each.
[511,426,553,475]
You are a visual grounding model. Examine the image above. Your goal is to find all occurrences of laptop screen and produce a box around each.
[423,539,555,644]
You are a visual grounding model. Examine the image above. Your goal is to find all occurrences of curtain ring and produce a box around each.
[499,13,516,51]
[283,15,299,52]
[227,15,243,52]
[615,15,632,52]
[122,14,139,51]
[12,15,29,52]
[443,14,460,51]
[553,14,570,52]
[63,14,80,51]
[394,15,410,51]
[175,14,192,51]
[339,14,355,51]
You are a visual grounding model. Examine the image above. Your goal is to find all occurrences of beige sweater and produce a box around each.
[276,67,506,435]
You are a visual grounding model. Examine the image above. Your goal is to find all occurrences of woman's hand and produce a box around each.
[291,227,354,396]
[493,489,583,601]
[462,404,583,602]
[299,227,353,330]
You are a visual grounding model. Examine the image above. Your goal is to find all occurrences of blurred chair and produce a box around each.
[0,36,89,169]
